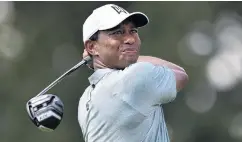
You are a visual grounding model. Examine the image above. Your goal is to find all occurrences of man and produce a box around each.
[78,4,188,142]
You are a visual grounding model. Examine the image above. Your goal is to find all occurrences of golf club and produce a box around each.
[26,56,92,132]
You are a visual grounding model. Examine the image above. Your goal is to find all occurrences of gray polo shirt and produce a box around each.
[78,62,177,142]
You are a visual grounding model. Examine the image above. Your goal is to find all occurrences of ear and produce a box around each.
[84,40,99,56]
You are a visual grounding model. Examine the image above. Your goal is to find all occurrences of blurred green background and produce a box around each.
[1,1,242,142]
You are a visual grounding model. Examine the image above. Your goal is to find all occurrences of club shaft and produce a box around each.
[36,56,91,97]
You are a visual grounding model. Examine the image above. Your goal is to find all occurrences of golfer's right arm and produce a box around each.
[117,57,188,110]
[116,62,186,115]
[138,56,188,92]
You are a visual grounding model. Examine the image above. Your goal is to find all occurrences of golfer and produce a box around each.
[78,4,188,142]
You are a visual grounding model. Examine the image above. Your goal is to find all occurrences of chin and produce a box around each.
[124,59,138,67]
[116,55,138,69]
[114,60,135,70]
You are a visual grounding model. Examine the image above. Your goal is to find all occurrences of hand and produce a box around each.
[82,49,89,58]
[82,49,94,70]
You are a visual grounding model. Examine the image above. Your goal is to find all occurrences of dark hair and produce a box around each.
[88,18,136,41]
[89,31,99,41]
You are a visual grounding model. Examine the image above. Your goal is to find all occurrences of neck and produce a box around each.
[92,57,129,71]
[93,58,109,71]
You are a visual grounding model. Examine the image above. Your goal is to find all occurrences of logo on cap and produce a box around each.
[111,5,128,14]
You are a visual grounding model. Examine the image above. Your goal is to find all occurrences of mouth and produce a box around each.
[122,50,138,56]
[122,48,138,54]
[123,50,137,53]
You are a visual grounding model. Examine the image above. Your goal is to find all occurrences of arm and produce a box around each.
[137,56,188,92]
[117,62,177,115]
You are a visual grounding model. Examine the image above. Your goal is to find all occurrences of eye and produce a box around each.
[112,30,123,35]
[131,29,138,33]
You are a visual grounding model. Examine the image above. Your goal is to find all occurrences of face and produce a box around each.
[90,20,141,69]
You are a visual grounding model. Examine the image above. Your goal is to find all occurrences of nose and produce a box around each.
[123,33,135,45]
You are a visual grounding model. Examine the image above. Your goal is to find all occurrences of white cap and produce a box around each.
[83,4,149,43]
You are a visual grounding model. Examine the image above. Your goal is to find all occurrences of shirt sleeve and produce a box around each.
[114,62,177,115]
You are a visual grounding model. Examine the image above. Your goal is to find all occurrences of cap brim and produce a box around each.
[127,12,149,28]
[100,12,149,31]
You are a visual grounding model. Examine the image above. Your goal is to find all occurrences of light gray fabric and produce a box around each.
[78,62,177,142]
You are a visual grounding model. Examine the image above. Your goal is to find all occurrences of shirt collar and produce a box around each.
[88,68,115,85]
